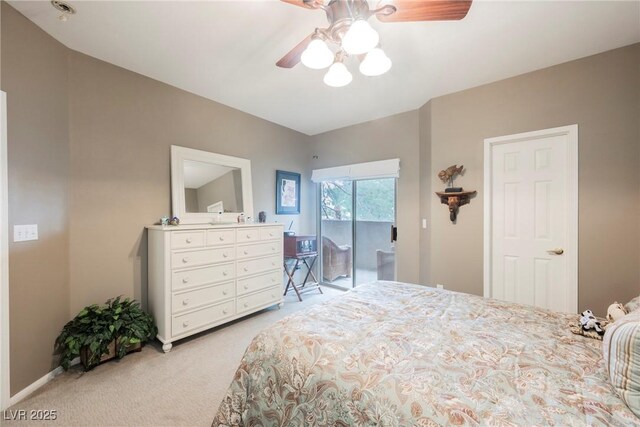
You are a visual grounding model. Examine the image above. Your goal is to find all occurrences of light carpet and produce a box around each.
[4,286,343,426]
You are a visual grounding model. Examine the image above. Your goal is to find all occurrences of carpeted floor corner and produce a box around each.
[3,286,343,426]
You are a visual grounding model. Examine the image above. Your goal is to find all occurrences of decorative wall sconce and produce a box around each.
[436,190,477,222]
[435,164,475,222]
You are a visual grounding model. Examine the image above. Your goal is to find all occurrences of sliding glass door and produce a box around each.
[319,180,353,289]
[354,179,396,284]
[319,178,396,289]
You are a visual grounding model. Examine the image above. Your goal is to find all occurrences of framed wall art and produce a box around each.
[276,170,301,215]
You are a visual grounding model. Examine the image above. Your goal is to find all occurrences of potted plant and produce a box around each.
[56,296,157,371]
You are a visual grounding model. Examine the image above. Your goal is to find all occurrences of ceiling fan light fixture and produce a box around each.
[300,39,334,70]
[323,62,352,88]
[359,48,392,76]
[341,19,379,55]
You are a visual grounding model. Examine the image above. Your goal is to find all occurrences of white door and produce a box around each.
[484,125,578,313]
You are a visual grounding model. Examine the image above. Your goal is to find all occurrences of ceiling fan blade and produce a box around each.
[276,34,314,68]
[377,0,472,22]
[280,0,317,9]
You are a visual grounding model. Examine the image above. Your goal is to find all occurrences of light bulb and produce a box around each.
[323,62,353,87]
[300,39,334,70]
[342,20,379,55]
[359,48,392,76]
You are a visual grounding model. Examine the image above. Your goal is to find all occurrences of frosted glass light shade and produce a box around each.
[359,48,392,76]
[301,39,334,70]
[342,20,379,55]
[323,62,353,87]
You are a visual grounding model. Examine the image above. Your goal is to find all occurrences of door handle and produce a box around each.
[547,248,564,255]
[390,225,398,243]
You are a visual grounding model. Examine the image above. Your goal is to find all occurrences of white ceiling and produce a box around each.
[9,1,640,135]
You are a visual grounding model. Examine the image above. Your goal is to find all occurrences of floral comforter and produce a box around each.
[213,281,638,426]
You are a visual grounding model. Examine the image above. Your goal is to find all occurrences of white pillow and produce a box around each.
[603,312,640,417]
[625,295,640,313]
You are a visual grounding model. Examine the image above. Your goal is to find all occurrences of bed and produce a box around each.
[212,281,639,426]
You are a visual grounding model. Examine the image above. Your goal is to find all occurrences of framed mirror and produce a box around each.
[171,145,253,224]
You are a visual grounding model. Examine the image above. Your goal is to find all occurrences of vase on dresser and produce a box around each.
[147,223,284,352]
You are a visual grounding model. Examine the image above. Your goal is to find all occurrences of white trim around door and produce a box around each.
[1,91,10,410]
[483,124,578,312]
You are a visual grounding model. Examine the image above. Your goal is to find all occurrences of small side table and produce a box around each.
[283,253,323,302]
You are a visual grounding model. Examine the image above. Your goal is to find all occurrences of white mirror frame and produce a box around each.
[171,145,254,224]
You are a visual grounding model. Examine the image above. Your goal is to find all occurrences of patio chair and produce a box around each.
[322,236,352,282]
[376,249,395,280]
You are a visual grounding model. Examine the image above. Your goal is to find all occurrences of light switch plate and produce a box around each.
[422,219,427,229]
[14,224,38,242]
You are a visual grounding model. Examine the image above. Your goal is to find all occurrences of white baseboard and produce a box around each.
[6,357,80,408]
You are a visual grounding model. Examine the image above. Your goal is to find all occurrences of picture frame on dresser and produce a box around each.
[275,170,301,215]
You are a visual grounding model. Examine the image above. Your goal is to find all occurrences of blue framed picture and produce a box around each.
[276,170,301,215]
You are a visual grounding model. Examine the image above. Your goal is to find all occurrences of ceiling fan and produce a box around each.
[277,0,473,87]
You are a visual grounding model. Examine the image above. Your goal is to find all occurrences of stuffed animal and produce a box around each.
[580,310,605,335]
[606,302,628,322]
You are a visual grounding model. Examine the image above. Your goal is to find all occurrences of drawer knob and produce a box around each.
[246,235,251,239]
[243,250,248,255]
[271,294,276,298]
[271,262,276,266]
[223,271,228,276]
[271,277,276,282]
[223,308,228,315]
[182,277,189,284]
[222,289,228,295]
[182,257,189,263]
[244,284,249,290]
[223,252,228,258]
[186,237,192,244]
[219,236,225,241]
[244,302,249,308]
[244,267,249,272]
[183,320,190,328]
[182,298,189,306]
[269,232,273,237]
[271,246,276,251]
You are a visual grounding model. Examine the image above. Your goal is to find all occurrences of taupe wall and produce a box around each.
[184,188,198,212]
[418,101,432,285]
[426,43,640,316]
[67,50,314,314]
[310,111,421,284]
[310,45,639,316]
[2,0,638,397]
[1,3,70,394]
[2,2,314,396]
[195,170,242,213]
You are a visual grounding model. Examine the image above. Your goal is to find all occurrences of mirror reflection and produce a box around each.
[183,159,244,213]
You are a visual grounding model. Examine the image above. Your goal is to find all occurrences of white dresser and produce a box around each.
[147,223,284,352]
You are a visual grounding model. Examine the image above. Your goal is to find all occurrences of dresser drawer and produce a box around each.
[259,226,282,241]
[172,281,234,314]
[237,286,281,314]
[172,300,235,336]
[237,228,260,243]
[171,231,205,250]
[237,255,281,278]
[171,247,234,269]
[207,229,236,246]
[237,270,281,296]
[171,263,235,291]
[237,241,281,260]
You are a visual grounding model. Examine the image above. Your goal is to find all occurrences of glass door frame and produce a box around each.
[317,178,397,289]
